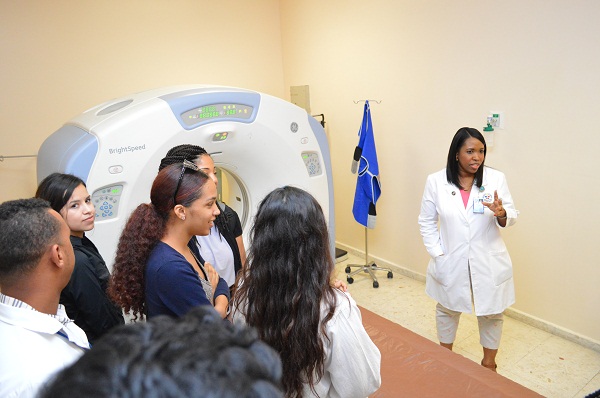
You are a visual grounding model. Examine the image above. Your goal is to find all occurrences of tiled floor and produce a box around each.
[334,253,600,398]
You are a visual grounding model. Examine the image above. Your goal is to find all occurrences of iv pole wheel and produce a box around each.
[347,277,354,284]
[345,266,351,273]
[387,271,393,278]
[373,281,379,288]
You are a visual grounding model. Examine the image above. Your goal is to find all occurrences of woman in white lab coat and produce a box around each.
[418,127,518,371]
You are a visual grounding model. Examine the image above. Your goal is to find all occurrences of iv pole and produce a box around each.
[345,99,393,288]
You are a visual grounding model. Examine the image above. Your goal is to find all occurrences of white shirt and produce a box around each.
[305,290,381,398]
[234,290,381,398]
[0,294,89,398]
[196,226,235,287]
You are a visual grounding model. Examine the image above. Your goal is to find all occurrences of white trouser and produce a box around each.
[436,303,503,349]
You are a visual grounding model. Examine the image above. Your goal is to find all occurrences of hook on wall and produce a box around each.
[353,99,382,104]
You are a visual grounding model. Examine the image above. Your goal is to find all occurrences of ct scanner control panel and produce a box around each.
[302,151,322,176]
[92,184,123,220]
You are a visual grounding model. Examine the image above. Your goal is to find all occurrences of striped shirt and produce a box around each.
[0,293,89,397]
[0,293,73,326]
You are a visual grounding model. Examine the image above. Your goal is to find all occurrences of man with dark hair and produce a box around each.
[0,198,90,398]
[40,305,283,398]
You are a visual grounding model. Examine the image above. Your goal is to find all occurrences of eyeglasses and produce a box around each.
[173,159,199,205]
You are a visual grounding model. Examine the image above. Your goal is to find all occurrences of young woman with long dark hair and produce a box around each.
[35,173,124,343]
[233,186,381,398]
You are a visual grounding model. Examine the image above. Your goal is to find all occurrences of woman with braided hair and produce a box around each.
[159,144,246,292]
[108,162,230,320]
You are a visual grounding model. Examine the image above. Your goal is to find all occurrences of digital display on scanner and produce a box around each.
[181,104,253,125]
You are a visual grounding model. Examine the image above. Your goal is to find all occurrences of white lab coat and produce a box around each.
[418,167,518,316]
[233,290,381,398]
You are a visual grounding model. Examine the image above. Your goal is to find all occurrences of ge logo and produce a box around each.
[483,193,493,203]
[290,122,298,133]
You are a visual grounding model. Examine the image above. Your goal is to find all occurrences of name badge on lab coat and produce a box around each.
[473,198,484,214]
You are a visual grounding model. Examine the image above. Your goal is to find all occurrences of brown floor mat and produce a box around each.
[360,306,543,397]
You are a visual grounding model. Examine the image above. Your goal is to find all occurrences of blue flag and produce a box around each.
[351,100,381,229]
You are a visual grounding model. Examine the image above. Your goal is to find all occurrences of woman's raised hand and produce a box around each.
[483,190,506,218]
[331,279,348,292]
[204,262,220,291]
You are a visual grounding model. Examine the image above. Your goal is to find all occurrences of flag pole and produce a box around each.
[346,98,392,288]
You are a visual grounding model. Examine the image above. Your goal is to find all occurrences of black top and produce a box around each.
[218,202,244,275]
[61,235,124,343]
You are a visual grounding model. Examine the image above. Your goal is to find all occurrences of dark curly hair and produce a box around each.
[159,144,232,237]
[108,164,209,320]
[0,198,61,286]
[39,306,284,398]
[233,186,337,398]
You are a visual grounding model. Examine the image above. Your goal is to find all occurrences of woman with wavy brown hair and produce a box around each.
[233,186,381,398]
[108,162,229,320]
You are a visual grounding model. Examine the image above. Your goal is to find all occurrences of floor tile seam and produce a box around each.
[503,332,553,349]
[538,335,600,361]
[499,370,562,397]
[575,372,600,398]
[510,364,591,389]
[504,351,531,367]
[455,346,483,359]
[509,375,582,397]
[513,350,594,370]
[505,336,548,355]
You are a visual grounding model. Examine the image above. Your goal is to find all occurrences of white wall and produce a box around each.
[0,0,284,201]
[280,0,600,343]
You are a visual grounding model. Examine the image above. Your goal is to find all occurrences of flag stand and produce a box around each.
[344,227,393,288]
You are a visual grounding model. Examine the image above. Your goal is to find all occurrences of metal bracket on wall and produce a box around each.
[0,154,37,162]
[353,99,382,104]
[312,113,326,128]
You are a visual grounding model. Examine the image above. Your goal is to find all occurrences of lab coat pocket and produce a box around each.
[489,251,513,286]
[429,255,450,287]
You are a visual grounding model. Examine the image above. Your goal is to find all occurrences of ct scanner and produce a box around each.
[37,85,334,270]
